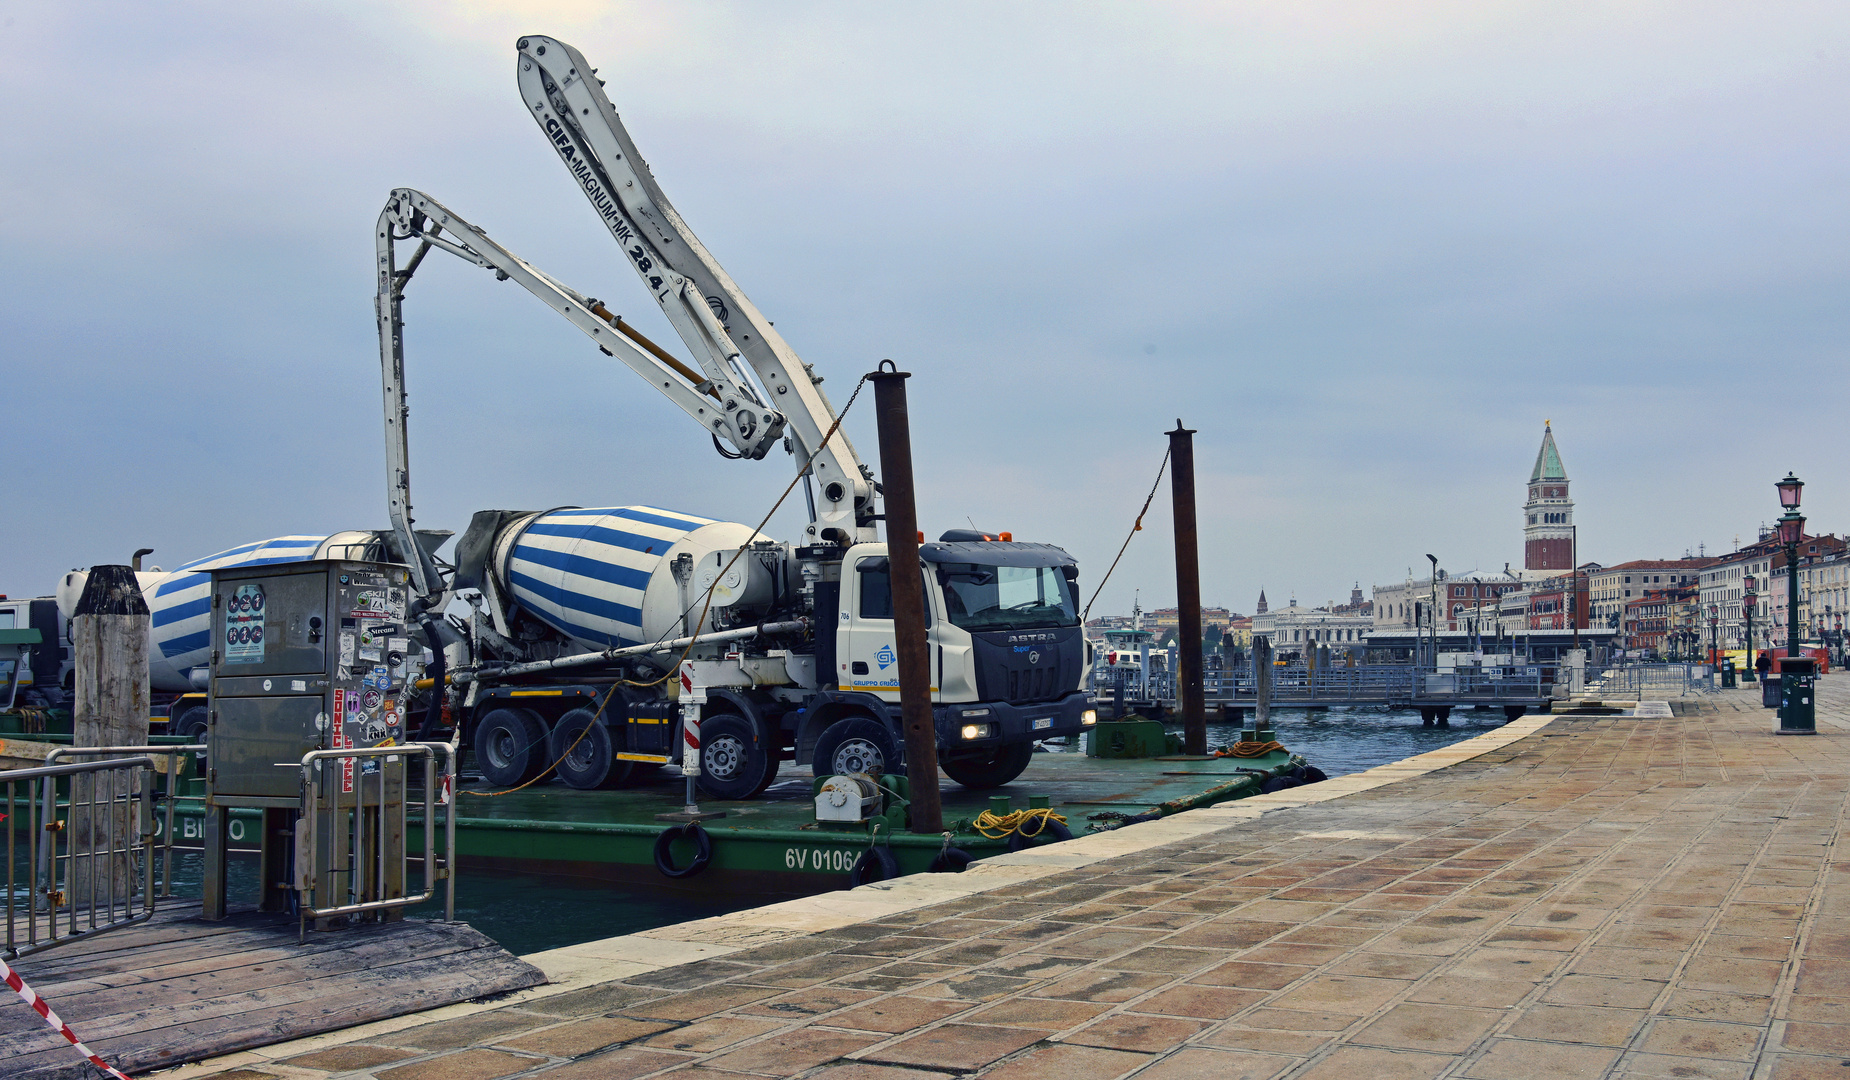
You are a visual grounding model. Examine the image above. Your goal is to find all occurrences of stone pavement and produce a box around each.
[176,683,1850,1080]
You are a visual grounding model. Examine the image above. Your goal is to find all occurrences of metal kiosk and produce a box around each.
[204,559,426,924]
[1777,656,1817,735]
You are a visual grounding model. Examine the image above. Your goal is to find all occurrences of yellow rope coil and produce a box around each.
[973,807,1069,840]
[1213,740,1286,759]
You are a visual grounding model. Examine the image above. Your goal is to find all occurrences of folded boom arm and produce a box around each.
[374,186,787,599]
[516,35,879,545]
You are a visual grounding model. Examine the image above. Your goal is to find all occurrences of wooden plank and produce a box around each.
[0,917,543,1078]
[103,951,545,1075]
[28,934,374,1001]
[19,916,452,1000]
[8,948,543,1080]
[10,913,263,977]
[44,925,494,1022]
[0,929,495,1045]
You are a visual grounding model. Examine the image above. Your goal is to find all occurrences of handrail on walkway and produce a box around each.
[296,742,456,940]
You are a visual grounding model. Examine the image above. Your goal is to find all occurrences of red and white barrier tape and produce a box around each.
[0,954,134,1079]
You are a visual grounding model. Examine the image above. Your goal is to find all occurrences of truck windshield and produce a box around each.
[937,564,1078,632]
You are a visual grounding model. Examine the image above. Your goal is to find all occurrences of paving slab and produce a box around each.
[159,682,1850,1079]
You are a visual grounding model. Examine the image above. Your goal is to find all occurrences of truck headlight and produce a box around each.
[960,723,991,740]
[1081,709,1097,726]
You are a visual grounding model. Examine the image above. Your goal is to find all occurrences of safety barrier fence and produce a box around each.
[1594,663,1716,697]
[1,746,202,960]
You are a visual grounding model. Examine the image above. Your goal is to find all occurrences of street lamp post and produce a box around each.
[1570,525,1580,652]
[1777,473,1806,660]
[1709,603,1719,665]
[1744,580,1758,682]
[1426,554,1439,671]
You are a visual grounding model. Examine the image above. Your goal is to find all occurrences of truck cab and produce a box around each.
[0,596,70,710]
[822,536,1095,787]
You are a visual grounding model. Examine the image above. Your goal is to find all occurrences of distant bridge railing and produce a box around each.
[1093,664,1562,705]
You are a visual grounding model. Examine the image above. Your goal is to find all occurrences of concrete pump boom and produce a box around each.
[516,34,879,546]
[374,186,786,603]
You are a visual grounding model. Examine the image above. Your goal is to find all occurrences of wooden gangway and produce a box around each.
[0,905,544,1079]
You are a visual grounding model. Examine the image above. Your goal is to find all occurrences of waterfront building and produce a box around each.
[1523,422,1574,577]
[1141,606,1234,635]
[1587,558,1715,631]
[1622,588,1683,657]
[1696,531,1827,654]
[1525,568,1594,631]
[1800,549,1850,656]
[1252,601,1374,658]
[1766,534,1845,651]
[1374,569,1524,635]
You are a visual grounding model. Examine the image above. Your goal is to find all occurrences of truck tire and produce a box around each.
[941,742,1034,789]
[813,717,902,778]
[550,707,633,789]
[474,707,548,787]
[696,714,775,801]
[173,704,209,745]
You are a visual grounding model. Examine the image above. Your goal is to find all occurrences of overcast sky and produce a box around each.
[4,2,1846,615]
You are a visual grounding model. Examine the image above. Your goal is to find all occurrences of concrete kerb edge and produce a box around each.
[157,711,1561,1077]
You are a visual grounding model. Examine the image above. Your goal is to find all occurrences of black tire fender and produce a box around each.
[929,846,974,873]
[1261,775,1303,794]
[849,845,900,886]
[1005,818,1073,852]
[1297,765,1328,784]
[652,823,712,879]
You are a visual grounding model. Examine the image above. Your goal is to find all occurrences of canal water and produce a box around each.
[1195,703,1512,778]
[174,706,1503,956]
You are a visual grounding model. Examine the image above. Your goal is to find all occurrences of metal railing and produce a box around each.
[1592,663,1715,697]
[1096,663,1565,706]
[2,750,198,959]
[297,742,455,937]
[43,744,202,903]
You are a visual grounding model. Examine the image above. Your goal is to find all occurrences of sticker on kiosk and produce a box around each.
[225,584,266,664]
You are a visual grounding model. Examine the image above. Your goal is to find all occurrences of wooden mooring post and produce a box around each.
[1253,636,1272,735]
[70,564,151,904]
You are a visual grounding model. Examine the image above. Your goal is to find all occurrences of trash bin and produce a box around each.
[1762,676,1781,708]
[1720,661,1736,689]
[1778,657,1817,735]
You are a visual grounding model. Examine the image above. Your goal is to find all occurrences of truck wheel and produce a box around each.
[696,714,775,801]
[941,742,1034,789]
[173,704,209,745]
[473,707,548,786]
[813,717,902,778]
[550,707,634,789]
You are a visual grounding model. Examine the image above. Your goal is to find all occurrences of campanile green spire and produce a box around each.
[1531,421,1566,482]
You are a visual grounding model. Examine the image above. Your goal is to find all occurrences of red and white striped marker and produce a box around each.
[1,954,134,1079]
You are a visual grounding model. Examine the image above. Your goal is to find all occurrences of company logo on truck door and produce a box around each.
[876,645,896,670]
[1006,631,1059,644]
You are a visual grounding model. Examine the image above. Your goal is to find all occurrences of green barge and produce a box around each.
[175,744,1306,899]
[6,715,1311,901]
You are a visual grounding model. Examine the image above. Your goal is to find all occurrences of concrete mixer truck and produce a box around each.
[54,530,451,740]
[372,36,1096,798]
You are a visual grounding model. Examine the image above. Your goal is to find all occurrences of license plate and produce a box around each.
[1032,717,1052,730]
